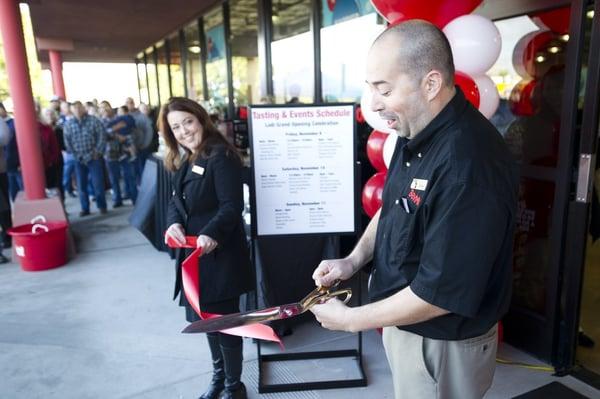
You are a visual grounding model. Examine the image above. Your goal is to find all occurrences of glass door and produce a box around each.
[483,1,592,364]
[559,0,600,383]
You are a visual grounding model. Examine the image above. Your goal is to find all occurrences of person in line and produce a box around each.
[310,20,519,399]
[99,101,137,207]
[162,97,252,399]
[63,101,107,216]
[0,116,11,259]
[59,100,77,198]
[40,106,65,200]
[125,97,155,178]
[0,102,22,203]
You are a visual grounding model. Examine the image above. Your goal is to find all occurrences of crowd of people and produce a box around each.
[0,97,157,220]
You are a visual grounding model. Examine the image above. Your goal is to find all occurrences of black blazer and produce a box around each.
[167,145,253,305]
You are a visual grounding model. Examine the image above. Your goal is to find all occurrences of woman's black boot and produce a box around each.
[198,333,225,399]
[220,343,247,399]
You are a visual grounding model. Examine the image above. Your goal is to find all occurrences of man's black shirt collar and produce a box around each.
[405,87,468,156]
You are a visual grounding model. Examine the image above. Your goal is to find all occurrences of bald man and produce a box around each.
[311,20,519,399]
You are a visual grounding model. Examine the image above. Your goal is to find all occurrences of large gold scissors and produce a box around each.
[182,281,352,334]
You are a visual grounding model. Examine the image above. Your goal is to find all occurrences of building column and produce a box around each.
[48,49,67,100]
[0,0,46,200]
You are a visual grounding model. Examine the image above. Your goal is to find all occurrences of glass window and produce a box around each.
[272,0,311,41]
[156,41,171,104]
[320,1,385,102]
[230,0,260,108]
[136,55,149,105]
[204,7,229,117]
[271,0,313,103]
[183,20,204,102]
[146,48,159,107]
[488,10,573,315]
[168,34,185,98]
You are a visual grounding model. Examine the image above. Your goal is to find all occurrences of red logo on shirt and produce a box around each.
[408,190,421,207]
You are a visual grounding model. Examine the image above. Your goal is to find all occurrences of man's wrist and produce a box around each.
[345,306,360,333]
[345,254,362,274]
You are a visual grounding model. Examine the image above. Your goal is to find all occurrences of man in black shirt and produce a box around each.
[311,20,519,399]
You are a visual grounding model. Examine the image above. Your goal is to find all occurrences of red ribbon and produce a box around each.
[166,235,283,347]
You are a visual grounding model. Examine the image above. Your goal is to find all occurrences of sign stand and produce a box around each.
[255,273,367,393]
[248,103,367,392]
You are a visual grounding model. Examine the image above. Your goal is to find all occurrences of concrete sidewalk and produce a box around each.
[1,195,599,399]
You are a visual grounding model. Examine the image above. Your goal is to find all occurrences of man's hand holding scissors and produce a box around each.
[310,257,358,333]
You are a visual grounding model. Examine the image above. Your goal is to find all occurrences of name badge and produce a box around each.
[410,178,428,191]
[192,165,205,175]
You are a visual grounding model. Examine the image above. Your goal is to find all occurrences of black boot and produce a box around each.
[220,343,247,399]
[199,333,225,399]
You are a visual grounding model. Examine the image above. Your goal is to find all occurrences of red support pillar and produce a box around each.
[0,0,46,200]
[48,49,66,100]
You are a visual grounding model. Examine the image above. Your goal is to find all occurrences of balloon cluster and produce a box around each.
[508,7,570,116]
[361,0,503,217]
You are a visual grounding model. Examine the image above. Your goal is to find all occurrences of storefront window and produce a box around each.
[204,7,229,116]
[271,0,313,103]
[230,0,260,107]
[488,10,572,315]
[146,48,159,107]
[156,41,171,105]
[167,34,185,98]
[136,54,149,105]
[183,20,204,102]
[320,1,385,102]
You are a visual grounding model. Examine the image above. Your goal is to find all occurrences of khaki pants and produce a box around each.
[382,325,497,399]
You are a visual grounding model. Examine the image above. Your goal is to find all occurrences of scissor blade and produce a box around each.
[181,303,303,334]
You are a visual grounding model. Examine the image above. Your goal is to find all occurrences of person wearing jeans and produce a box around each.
[100,101,138,207]
[106,158,137,206]
[63,101,107,216]
[74,158,107,214]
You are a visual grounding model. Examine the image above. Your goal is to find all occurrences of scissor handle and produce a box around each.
[326,289,352,305]
[300,286,352,311]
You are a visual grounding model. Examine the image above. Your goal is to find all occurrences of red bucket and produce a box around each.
[8,221,68,271]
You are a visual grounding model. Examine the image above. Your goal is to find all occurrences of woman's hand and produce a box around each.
[197,234,218,254]
[165,223,186,246]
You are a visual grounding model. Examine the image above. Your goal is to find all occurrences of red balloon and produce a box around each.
[532,7,571,34]
[366,130,388,172]
[238,106,248,120]
[455,71,480,108]
[372,0,482,28]
[509,80,537,116]
[355,106,365,124]
[362,172,387,218]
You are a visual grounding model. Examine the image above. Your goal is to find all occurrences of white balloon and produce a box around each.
[443,15,502,76]
[383,133,398,168]
[474,75,500,119]
[360,86,395,134]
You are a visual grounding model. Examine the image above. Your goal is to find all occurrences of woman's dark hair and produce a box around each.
[159,97,239,171]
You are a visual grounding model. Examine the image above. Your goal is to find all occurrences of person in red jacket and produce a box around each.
[37,104,63,198]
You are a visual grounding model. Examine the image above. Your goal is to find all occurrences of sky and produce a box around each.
[57,62,140,107]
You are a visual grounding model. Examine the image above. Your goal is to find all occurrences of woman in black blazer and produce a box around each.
[161,97,252,399]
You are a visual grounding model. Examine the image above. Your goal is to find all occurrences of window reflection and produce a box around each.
[204,7,229,116]
[184,21,204,102]
[136,56,149,105]
[168,35,185,97]
[272,0,311,41]
[230,0,260,108]
[156,42,171,104]
[271,0,312,103]
[489,9,572,315]
[320,10,385,103]
[146,49,159,107]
